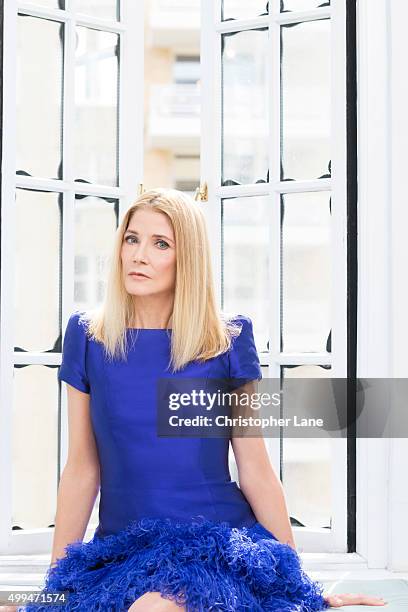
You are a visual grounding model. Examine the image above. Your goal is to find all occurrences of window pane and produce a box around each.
[76,0,119,21]
[17,15,63,179]
[222,196,270,352]
[222,29,269,185]
[222,0,268,21]
[282,0,330,11]
[12,365,58,529]
[281,365,333,530]
[281,191,331,353]
[75,27,119,186]
[14,190,61,352]
[74,195,118,311]
[281,19,331,180]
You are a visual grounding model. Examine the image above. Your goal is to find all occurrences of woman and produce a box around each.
[18,188,385,611]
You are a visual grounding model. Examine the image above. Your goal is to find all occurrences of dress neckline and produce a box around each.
[127,328,172,331]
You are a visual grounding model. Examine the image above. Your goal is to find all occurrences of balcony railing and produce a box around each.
[149,83,201,118]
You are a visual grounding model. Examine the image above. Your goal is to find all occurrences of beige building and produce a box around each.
[143,0,201,195]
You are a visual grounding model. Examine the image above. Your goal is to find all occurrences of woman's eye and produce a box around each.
[125,235,136,244]
[124,236,169,249]
[156,240,169,249]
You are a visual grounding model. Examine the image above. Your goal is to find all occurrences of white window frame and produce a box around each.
[200,0,348,553]
[0,0,143,554]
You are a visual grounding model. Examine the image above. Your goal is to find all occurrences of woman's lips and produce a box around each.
[129,273,150,280]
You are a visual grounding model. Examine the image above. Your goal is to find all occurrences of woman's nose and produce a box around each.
[132,243,148,263]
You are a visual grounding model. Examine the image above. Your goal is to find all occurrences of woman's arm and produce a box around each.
[50,384,100,567]
[230,381,296,550]
[232,434,296,550]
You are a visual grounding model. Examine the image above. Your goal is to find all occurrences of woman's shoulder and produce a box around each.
[222,310,253,324]
[68,308,88,322]
[63,309,92,341]
[67,309,87,324]
[222,312,255,342]
[59,310,91,393]
[222,312,262,383]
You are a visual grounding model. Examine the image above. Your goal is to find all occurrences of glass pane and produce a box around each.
[222,196,270,352]
[12,365,58,529]
[222,29,269,186]
[75,27,119,186]
[282,365,333,529]
[76,0,119,21]
[282,0,330,11]
[17,15,63,179]
[281,191,331,353]
[74,195,118,311]
[222,0,268,21]
[281,19,331,180]
[14,190,61,352]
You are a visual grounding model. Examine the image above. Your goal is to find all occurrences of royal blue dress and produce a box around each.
[21,311,329,612]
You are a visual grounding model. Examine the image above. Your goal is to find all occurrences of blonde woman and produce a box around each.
[19,189,386,611]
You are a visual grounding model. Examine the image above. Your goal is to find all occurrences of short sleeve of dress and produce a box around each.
[228,314,262,389]
[58,311,90,394]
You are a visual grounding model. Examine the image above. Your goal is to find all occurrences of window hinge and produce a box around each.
[194,181,208,202]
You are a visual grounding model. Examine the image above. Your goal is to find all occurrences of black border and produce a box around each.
[346,0,358,553]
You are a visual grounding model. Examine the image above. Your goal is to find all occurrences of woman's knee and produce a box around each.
[127,590,185,611]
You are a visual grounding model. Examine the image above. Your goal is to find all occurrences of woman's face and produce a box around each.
[121,208,176,297]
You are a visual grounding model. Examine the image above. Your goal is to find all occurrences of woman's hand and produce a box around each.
[323,592,387,607]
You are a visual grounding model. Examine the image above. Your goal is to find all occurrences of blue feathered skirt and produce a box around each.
[18,516,329,612]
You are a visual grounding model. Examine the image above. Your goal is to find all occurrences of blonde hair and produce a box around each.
[81,188,242,373]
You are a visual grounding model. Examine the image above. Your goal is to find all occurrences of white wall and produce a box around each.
[357,0,408,571]
[388,0,408,572]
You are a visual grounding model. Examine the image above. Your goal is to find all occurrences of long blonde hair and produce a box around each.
[81,188,242,373]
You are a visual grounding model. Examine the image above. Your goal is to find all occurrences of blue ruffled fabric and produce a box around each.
[19,516,330,612]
